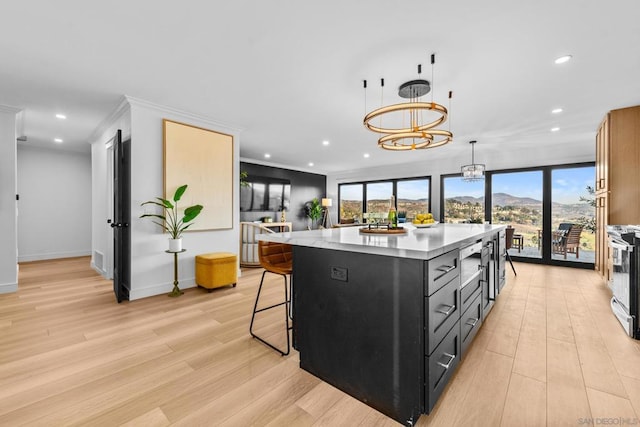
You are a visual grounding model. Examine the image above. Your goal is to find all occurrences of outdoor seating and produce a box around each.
[552,223,583,259]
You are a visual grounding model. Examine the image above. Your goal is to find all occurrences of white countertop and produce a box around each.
[259,223,506,260]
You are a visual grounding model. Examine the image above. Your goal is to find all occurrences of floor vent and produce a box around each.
[94,251,104,271]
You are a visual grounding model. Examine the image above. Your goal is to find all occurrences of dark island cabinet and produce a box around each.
[292,233,501,426]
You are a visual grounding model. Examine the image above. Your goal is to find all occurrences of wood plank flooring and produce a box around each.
[1,257,640,426]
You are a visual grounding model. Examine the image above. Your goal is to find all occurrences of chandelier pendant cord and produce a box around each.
[363,79,367,116]
[431,54,435,105]
[379,78,384,130]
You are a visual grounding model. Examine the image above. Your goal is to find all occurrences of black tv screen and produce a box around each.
[240,176,291,211]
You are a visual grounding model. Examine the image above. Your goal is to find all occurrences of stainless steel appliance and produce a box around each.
[607,225,640,338]
[460,241,483,288]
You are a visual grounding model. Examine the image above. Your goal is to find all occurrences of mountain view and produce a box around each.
[340,192,595,252]
[445,192,595,252]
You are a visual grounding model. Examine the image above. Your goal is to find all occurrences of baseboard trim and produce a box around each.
[18,250,92,263]
[129,277,196,301]
[0,282,18,294]
[90,260,109,279]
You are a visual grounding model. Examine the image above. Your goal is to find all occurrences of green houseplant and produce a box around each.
[140,184,203,252]
[305,198,323,229]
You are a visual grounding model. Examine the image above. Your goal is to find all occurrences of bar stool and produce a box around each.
[249,240,293,356]
[505,226,517,276]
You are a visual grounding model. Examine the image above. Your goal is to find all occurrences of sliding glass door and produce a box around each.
[551,166,596,264]
[484,163,595,267]
[491,171,543,260]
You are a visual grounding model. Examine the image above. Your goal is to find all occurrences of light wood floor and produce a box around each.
[1,258,640,426]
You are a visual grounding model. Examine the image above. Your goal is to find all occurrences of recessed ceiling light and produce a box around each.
[551,108,563,114]
[308,162,314,167]
[554,55,572,64]
[363,153,370,158]
[550,127,560,132]
[322,140,330,146]
[264,153,271,158]
[54,138,63,143]
[55,114,67,119]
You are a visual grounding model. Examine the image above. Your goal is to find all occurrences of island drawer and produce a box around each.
[426,249,459,296]
[425,320,461,413]
[425,275,460,355]
[461,271,482,314]
[461,293,482,357]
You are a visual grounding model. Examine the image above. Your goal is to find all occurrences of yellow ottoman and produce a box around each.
[195,252,237,291]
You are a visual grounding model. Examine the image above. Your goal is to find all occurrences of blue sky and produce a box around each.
[341,179,430,200]
[445,166,595,204]
[341,167,595,204]
[551,167,595,204]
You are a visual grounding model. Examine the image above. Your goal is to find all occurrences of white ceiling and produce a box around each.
[2,1,639,174]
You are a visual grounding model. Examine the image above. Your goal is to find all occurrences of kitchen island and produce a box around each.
[259,223,506,426]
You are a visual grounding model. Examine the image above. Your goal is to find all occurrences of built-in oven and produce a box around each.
[460,241,483,312]
[608,227,636,337]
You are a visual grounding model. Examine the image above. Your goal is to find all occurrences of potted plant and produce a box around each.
[305,198,323,229]
[140,184,203,252]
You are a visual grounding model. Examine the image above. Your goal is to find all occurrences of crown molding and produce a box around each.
[0,104,22,114]
[125,95,244,134]
[87,96,131,144]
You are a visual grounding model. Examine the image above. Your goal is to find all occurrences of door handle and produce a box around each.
[436,304,456,316]
[436,265,456,273]
[466,317,479,327]
[437,352,456,370]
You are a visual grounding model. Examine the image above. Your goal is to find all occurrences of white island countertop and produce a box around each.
[259,223,506,260]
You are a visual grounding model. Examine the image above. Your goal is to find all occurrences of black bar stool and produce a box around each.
[249,240,293,355]
[505,226,517,276]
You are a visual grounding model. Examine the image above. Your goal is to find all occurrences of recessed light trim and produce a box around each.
[55,114,67,119]
[363,153,370,158]
[308,162,314,167]
[54,138,63,143]
[551,108,563,114]
[264,153,271,158]
[554,55,572,64]
[550,127,560,132]
[322,140,330,146]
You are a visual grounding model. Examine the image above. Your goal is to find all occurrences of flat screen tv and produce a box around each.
[240,176,291,212]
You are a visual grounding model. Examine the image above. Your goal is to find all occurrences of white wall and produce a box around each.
[17,145,91,262]
[90,96,240,300]
[326,142,595,222]
[0,106,19,293]
[89,100,131,277]
[128,98,240,300]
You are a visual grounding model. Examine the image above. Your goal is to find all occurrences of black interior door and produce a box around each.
[112,130,131,303]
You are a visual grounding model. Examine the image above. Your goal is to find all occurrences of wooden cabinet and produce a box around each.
[595,105,640,280]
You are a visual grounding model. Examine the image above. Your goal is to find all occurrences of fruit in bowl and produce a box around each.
[412,213,435,224]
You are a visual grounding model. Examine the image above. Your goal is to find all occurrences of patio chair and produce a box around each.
[552,223,583,259]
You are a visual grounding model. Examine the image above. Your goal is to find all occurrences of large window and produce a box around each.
[551,166,596,264]
[442,176,485,223]
[339,184,363,223]
[397,179,430,220]
[491,170,543,260]
[338,177,431,223]
[366,182,393,216]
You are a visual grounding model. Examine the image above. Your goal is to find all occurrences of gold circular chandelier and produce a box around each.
[363,54,453,151]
